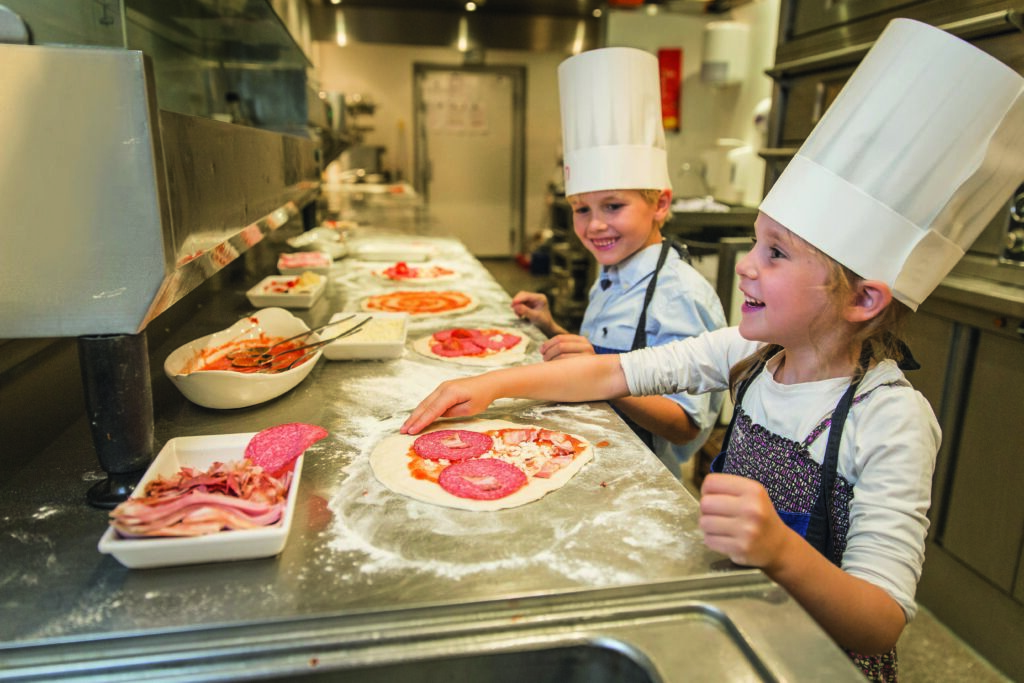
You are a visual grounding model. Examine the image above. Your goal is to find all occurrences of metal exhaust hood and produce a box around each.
[0,42,320,338]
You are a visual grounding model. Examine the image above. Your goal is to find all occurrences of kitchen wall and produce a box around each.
[312,42,563,247]
[606,0,780,206]
[309,0,779,246]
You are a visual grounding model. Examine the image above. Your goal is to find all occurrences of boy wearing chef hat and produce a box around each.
[512,47,728,477]
[406,19,1024,680]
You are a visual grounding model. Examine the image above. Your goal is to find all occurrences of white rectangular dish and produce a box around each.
[277,251,333,275]
[323,312,408,360]
[98,433,303,569]
[349,239,437,262]
[246,273,327,309]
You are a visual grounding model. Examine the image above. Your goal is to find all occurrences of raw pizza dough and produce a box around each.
[371,261,460,283]
[369,419,594,511]
[362,290,479,317]
[412,327,529,366]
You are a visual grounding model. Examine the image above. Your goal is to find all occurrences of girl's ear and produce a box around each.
[845,280,892,322]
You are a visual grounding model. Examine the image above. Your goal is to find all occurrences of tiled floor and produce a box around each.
[479,256,1011,683]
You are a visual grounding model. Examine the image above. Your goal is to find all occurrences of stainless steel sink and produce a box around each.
[0,575,863,682]
[274,643,659,682]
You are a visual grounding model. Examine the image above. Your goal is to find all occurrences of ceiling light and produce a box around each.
[457,15,469,52]
[465,1,477,10]
[335,11,347,46]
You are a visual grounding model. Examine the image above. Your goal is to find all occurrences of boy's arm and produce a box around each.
[611,395,700,444]
[401,353,629,434]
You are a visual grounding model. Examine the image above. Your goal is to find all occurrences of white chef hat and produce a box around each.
[558,47,672,197]
[760,18,1024,311]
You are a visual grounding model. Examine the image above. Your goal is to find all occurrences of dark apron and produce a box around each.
[711,352,899,681]
[592,240,689,449]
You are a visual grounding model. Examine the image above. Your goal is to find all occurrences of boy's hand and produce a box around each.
[401,376,497,435]
[511,291,557,336]
[698,473,795,571]
[539,334,595,361]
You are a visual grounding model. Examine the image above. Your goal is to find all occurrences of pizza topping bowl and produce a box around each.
[323,312,409,360]
[97,425,323,568]
[247,272,329,310]
[164,308,323,409]
[278,251,333,275]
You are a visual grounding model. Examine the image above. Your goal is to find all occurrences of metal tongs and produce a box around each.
[225,317,354,364]
[229,316,371,372]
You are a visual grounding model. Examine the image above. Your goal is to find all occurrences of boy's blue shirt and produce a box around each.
[581,241,727,466]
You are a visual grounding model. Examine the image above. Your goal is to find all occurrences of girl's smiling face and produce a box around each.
[736,213,837,349]
[569,190,668,266]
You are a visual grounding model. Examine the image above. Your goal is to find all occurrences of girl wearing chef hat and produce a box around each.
[511,46,727,477]
[404,19,1024,681]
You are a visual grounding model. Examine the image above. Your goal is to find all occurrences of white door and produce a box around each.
[414,65,524,257]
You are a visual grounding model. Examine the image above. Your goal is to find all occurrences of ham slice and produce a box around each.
[109,460,290,538]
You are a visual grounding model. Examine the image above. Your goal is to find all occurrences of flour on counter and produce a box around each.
[323,398,702,589]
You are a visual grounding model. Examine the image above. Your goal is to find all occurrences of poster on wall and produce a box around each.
[658,48,682,132]
[424,72,490,135]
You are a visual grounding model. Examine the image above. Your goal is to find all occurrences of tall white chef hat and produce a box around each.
[760,18,1024,311]
[559,47,672,197]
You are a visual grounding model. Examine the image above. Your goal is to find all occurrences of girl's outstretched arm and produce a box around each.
[699,473,906,653]
[401,353,629,434]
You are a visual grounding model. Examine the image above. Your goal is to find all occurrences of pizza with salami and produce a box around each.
[362,290,478,317]
[412,327,529,366]
[372,261,459,283]
[369,419,594,510]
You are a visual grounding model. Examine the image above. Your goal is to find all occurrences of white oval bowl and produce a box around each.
[164,307,322,410]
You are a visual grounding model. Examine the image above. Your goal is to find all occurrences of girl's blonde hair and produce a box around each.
[567,189,671,230]
[728,235,912,396]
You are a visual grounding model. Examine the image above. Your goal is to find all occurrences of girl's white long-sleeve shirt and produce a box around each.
[620,326,939,621]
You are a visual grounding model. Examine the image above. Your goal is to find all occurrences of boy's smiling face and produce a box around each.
[569,189,669,267]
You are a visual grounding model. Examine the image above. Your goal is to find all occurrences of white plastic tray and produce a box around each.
[98,433,303,569]
[323,312,408,360]
[246,274,326,309]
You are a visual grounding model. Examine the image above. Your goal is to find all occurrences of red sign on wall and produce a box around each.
[658,48,683,132]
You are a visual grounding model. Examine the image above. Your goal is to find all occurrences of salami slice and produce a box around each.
[482,332,521,350]
[438,458,528,500]
[412,429,493,461]
[245,423,328,478]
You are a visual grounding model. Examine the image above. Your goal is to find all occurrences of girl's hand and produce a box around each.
[401,376,497,435]
[539,334,595,361]
[698,473,796,570]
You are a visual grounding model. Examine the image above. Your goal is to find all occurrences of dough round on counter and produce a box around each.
[362,290,478,317]
[412,327,529,366]
[369,418,594,511]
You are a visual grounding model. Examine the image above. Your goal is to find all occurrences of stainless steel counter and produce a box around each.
[0,222,862,681]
